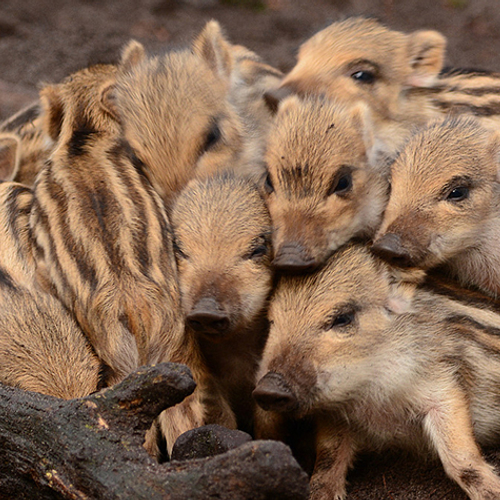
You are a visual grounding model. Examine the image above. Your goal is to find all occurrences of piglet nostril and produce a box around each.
[253,372,298,412]
[186,297,231,335]
[371,233,413,267]
[186,311,230,334]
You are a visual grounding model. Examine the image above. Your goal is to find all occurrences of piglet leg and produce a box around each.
[423,386,500,500]
[310,415,356,500]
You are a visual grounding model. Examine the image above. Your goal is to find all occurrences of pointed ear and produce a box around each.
[263,86,293,115]
[406,30,447,87]
[486,129,500,182]
[39,84,65,142]
[192,20,233,82]
[384,263,425,314]
[100,83,120,121]
[120,39,146,71]
[273,94,302,119]
[0,134,20,181]
[349,100,375,153]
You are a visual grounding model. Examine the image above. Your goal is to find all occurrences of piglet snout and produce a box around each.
[253,372,299,412]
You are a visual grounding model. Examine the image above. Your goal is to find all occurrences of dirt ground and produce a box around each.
[2,0,500,498]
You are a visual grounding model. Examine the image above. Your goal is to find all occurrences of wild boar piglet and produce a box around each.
[266,17,500,157]
[264,94,388,272]
[0,181,100,399]
[254,243,500,500]
[373,116,500,297]
[31,42,183,387]
[155,173,273,455]
[110,21,273,208]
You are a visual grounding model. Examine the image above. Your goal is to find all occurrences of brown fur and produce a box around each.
[268,17,500,156]
[0,102,52,186]
[264,94,388,271]
[373,116,500,297]
[0,181,100,399]
[110,21,274,208]
[254,243,500,500]
[155,174,273,455]
[30,45,184,386]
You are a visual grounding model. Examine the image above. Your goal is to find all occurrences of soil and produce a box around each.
[1,0,500,498]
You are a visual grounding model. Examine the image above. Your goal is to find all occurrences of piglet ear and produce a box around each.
[486,129,500,183]
[39,84,65,142]
[0,134,20,181]
[192,20,233,82]
[350,101,374,152]
[100,84,119,121]
[263,86,293,115]
[383,266,425,315]
[120,39,146,71]
[406,30,447,88]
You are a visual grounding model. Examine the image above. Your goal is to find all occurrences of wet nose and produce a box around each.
[186,298,230,334]
[273,243,319,273]
[253,372,298,412]
[372,233,413,267]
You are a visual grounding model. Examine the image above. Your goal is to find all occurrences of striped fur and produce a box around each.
[0,181,100,399]
[269,17,500,156]
[264,94,388,272]
[255,244,500,500]
[31,54,184,386]
[374,116,500,297]
[146,174,273,458]
[0,102,51,186]
[111,22,276,208]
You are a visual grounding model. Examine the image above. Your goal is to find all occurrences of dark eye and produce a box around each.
[351,70,376,84]
[446,186,469,202]
[264,173,274,194]
[328,172,353,197]
[173,239,188,260]
[328,312,355,329]
[248,244,268,260]
[201,122,221,153]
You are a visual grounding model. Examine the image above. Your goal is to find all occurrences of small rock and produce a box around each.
[171,424,252,461]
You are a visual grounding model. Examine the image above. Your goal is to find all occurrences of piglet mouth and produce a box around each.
[253,371,299,413]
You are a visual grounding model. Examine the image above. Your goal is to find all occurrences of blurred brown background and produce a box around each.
[1,1,499,498]
[1,0,500,120]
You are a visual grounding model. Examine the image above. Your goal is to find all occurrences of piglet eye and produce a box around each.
[351,70,375,84]
[328,171,353,197]
[446,186,469,202]
[264,173,274,194]
[173,239,188,260]
[249,245,268,260]
[327,311,355,330]
[201,122,221,154]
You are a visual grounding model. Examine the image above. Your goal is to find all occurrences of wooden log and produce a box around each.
[0,362,309,500]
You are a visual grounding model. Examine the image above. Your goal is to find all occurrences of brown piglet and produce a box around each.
[254,243,500,500]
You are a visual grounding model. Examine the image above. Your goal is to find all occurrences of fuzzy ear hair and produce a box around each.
[192,20,233,82]
[39,84,65,142]
[271,93,303,119]
[377,257,425,315]
[486,129,500,182]
[120,39,146,71]
[263,86,293,115]
[0,134,20,181]
[406,30,447,88]
[99,83,120,121]
[349,100,374,151]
